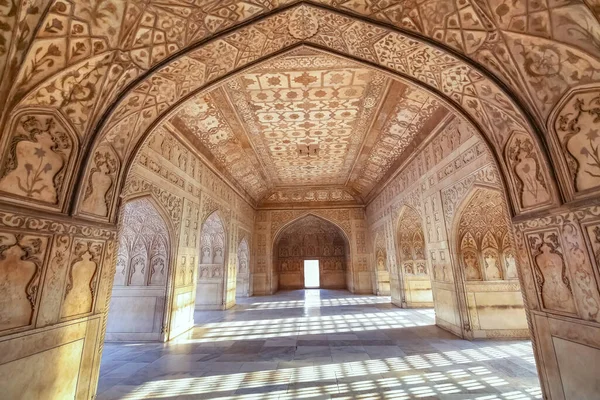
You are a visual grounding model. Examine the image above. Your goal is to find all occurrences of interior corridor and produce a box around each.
[98,290,541,400]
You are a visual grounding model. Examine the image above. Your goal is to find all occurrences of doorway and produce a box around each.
[303,260,320,288]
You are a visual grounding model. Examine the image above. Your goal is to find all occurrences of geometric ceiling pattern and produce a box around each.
[168,47,447,203]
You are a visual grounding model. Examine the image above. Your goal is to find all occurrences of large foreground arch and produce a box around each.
[68,4,562,223]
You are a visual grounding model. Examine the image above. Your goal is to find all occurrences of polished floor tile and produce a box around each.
[97,290,541,399]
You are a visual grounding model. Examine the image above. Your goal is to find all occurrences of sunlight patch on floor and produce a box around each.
[118,343,540,400]
[179,311,433,343]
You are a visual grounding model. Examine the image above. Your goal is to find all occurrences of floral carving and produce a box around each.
[122,174,182,230]
[506,132,551,209]
[288,5,319,40]
[0,113,74,206]
[115,197,170,287]
[396,206,428,278]
[554,89,600,194]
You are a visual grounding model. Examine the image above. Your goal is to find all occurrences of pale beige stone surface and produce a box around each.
[0,2,599,398]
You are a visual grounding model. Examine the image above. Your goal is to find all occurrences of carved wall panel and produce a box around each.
[79,145,119,218]
[395,205,433,307]
[196,211,227,310]
[453,187,529,338]
[238,238,249,275]
[397,206,428,277]
[0,232,49,332]
[515,206,600,325]
[505,132,552,209]
[0,111,76,210]
[527,230,578,315]
[236,235,251,297]
[551,86,600,197]
[372,230,390,296]
[61,239,103,319]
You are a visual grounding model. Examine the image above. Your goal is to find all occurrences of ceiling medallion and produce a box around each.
[288,6,319,40]
[297,143,320,158]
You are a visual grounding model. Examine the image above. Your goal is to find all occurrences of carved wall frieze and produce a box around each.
[0,210,116,239]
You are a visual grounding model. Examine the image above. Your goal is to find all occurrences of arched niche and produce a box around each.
[196,211,227,310]
[273,214,349,291]
[456,187,518,282]
[236,237,250,298]
[395,205,432,308]
[452,186,529,339]
[373,231,390,296]
[105,195,173,341]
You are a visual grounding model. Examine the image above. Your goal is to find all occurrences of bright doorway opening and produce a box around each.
[303,260,320,288]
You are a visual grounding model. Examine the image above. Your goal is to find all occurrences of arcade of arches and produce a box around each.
[0,1,600,399]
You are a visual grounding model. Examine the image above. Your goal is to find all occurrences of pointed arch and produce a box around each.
[273,213,349,291]
[394,204,432,307]
[272,212,351,247]
[106,195,173,341]
[450,185,529,339]
[118,191,177,243]
[196,210,229,310]
[69,4,562,225]
[236,237,251,298]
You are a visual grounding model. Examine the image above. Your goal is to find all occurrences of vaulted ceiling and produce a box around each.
[165,47,449,205]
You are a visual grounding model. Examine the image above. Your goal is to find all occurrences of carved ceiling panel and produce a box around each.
[167,47,446,203]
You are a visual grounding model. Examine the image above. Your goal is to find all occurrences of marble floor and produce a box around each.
[97,290,541,400]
